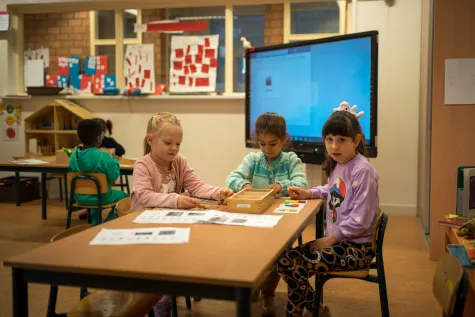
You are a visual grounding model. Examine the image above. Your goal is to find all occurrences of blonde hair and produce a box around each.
[143,112,182,155]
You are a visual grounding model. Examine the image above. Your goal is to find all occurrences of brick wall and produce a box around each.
[264,4,284,46]
[142,9,168,85]
[24,12,90,73]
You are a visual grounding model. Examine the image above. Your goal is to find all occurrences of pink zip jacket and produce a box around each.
[131,154,223,211]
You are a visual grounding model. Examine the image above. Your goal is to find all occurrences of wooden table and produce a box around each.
[443,227,475,316]
[4,199,324,317]
[0,156,135,219]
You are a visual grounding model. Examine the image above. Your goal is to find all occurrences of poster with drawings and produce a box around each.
[123,44,155,94]
[24,48,49,68]
[169,35,219,93]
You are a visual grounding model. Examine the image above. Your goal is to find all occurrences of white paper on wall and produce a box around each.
[169,35,219,93]
[123,44,155,94]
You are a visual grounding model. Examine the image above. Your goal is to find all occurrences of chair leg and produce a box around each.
[185,296,192,309]
[298,234,303,245]
[378,264,390,317]
[63,174,68,210]
[171,296,178,317]
[58,179,63,202]
[313,275,331,317]
[46,285,59,317]
[66,195,74,230]
[125,174,130,195]
[194,296,202,302]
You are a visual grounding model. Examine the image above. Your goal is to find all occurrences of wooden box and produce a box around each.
[226,188,275,214]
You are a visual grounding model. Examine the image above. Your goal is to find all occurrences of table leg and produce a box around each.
[15,172,21,206]
[12,268,28,317]
[316,204,325,239]
[41,173,47,220]
[235,288,252,317]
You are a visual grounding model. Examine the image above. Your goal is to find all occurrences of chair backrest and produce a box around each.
[67,172,109,195]
[372,210,388,254]
[433,253,469,317]
[50,224,93,242]
[116,197,132,218]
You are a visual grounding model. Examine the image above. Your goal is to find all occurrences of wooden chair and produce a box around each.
[313,212,390,317]
[116,197,132,217]
[66,173,116,229]
[433,253,470,317]
[47,224,93,317]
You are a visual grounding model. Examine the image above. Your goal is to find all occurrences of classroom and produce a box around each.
[0,0,474,317]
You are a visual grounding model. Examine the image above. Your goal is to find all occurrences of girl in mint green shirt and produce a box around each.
[225,112,308,316]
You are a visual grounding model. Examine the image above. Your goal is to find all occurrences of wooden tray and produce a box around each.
[226,188,275,214]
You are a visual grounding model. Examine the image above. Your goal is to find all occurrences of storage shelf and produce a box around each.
[1,94,245,101]
[25,129,56,134]
[25,129,77,135]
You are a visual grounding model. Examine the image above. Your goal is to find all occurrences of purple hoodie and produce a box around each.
[310,154,379,244]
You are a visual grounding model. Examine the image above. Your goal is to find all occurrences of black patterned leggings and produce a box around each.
[277,240,375,317]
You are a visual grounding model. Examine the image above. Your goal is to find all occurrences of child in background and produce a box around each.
[280,110,379,317]
[226,112,308,317]
[131,112,233,317]
[94,118,126,157]
[68,119,129,225]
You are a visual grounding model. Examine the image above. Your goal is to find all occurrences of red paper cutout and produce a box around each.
[95,56,108,76]
[175,49,184,58]
[205,49,215,59]
[190,65,197,73]
[173,61,183,71]
[188,77,193,86]
[93,76,104,94]
[205,38,211,48]
[185,55,192,65]
[135,77,140,87]
[184,66,190,75]
[196,77,210,87]
[201,64,210,74]
[186,45,191,55]
[195,55,203,64]
[178,76,186,85]
[210,58,218,68]
[144,69,151,79]
[198,45,204,55]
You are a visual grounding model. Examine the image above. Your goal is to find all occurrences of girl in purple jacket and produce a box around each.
[282,109,379,317]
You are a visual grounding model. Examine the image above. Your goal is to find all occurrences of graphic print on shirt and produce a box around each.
[329,177,347,223]
[161,173,177,194]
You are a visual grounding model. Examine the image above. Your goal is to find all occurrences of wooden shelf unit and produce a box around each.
[24,99,94,155]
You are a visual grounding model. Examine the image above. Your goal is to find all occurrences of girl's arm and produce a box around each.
[132,161,180,208]
[334,169,378,242]
[225,153,255,192]
[276,153,308,195]
[309,184,330,200]
[183,159,222,200]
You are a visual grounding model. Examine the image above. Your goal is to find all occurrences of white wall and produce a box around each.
[0,0,423,215]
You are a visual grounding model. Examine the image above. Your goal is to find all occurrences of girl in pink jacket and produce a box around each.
[131,112,233,317]
[131,112,233,212]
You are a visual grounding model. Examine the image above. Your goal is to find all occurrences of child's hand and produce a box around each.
[178,196,200,209]
[267,183,282,194]
[310,236,336,251]
[288,187,312,200]
[241,184,253,190]
[219,188,234,201]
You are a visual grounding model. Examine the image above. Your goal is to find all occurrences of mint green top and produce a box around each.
[226,151,308,197]
[68,147,123,205]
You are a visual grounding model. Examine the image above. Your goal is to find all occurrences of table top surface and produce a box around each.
[0,156,135,170]
[4,199,322,288]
